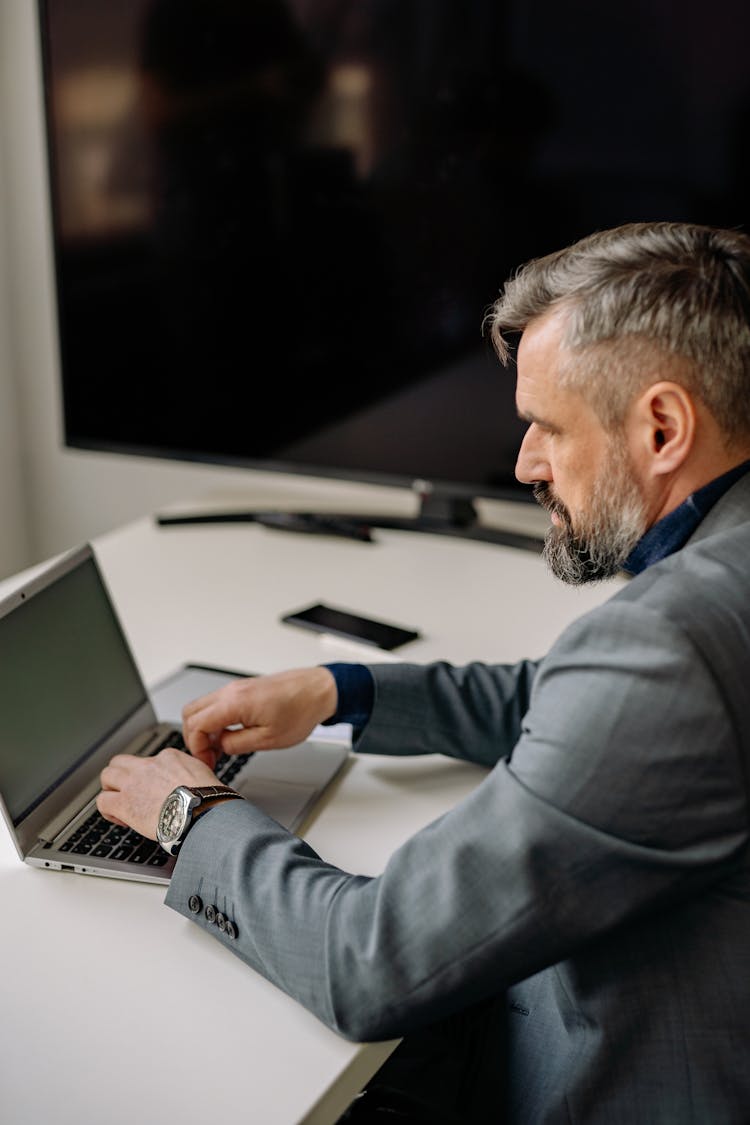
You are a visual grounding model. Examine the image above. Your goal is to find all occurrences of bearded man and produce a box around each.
[100,222,750,1124]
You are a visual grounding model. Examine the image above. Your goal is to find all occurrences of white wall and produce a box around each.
[0,5,31,578]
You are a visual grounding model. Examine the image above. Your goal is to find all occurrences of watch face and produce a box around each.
[158,790,189,844]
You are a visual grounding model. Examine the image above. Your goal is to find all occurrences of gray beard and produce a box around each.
[534,451,648,585]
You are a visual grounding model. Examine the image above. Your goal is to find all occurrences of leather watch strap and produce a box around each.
[189,785,243,818]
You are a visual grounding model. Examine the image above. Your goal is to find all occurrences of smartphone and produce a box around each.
[281,602,420,651]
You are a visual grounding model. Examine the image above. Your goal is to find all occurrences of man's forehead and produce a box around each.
[515,308,604,427]
[516,310,571,401]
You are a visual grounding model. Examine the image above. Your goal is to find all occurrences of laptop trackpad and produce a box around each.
[235,742,347,829]
[244,740,346,783]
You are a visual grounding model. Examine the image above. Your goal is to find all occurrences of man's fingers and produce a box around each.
[96,789,128,827]
[183,698,254,758]
[216,725,273,755]
[183,678,253,727]
[183,697,238,738]
[99,755,135,790]
[190,743,221,769]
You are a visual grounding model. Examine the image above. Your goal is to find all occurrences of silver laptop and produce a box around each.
[0,543,350,885]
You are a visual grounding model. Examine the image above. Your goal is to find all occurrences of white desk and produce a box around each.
[0,502,620,1125]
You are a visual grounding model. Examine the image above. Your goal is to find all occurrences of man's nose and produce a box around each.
[515,426,551,485]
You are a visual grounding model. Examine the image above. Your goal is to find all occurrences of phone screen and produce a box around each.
[281,603,420,650]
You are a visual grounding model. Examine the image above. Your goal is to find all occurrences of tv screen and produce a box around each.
[37,0,750,526]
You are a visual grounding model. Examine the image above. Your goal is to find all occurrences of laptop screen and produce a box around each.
[0,555,146,824]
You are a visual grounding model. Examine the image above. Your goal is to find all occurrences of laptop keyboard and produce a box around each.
[60,810,171,867]
[56,729,249,869]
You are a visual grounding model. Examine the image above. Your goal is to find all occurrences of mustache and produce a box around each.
[532,482,571,525]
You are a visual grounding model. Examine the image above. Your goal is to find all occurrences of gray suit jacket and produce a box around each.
[166,473,750,1124]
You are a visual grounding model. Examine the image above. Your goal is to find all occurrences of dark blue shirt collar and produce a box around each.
[622,459,750,576]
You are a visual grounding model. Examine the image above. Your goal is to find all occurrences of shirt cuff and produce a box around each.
[320,663,374,728]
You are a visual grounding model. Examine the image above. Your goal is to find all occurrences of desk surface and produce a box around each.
[0,500,620,1125]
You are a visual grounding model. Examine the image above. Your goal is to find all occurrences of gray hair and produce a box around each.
[486,221,750,437]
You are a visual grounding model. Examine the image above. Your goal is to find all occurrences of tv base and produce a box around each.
[155,495,544,554]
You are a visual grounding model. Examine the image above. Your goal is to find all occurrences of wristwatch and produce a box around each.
[156,784,243,856]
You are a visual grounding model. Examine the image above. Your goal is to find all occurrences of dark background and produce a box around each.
[38,0,750,508]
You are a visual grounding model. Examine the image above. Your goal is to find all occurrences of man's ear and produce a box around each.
[632,381,696,476]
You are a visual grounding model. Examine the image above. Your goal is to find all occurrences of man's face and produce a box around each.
[514,310,648,584]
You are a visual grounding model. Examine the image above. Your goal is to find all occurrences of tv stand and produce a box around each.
[156,484,544,553]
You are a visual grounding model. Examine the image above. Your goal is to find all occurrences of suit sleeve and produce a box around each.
[354,657,541,768]
[165,601,748,1042]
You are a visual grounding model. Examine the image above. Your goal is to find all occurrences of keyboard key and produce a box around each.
[220,760,244,784]
[146,851,170,867]
[150,729,185,755]
[129,841,159,864]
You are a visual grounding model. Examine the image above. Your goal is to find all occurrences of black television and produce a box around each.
[37,0,750,547]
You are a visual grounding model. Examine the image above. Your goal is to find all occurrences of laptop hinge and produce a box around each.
[38,783,100,845]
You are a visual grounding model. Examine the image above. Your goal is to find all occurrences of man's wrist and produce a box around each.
[320,663,375,727]
[157,784,243,856]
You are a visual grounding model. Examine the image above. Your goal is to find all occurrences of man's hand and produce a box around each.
[97,747,218,839]
[182,666,338,766]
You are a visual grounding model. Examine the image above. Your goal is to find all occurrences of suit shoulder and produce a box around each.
[613,517,750,625]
